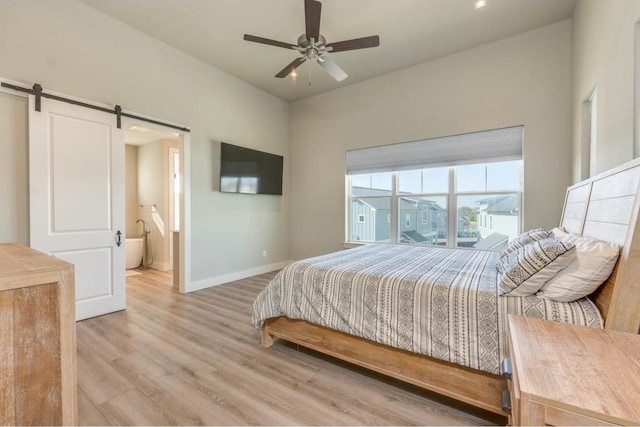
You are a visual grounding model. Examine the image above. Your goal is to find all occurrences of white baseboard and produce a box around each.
[186,260,292,293]
[150,261,172,271]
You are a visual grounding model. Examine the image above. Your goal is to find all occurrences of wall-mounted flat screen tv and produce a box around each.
[220,142,284,195]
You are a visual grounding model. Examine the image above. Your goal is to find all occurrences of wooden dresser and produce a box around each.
[0,243,77,425]
[505,314,640,426]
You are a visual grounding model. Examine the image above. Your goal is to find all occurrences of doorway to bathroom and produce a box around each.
[2,77,192,320]
[124,121,188,291]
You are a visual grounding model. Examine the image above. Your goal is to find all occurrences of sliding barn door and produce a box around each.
[29,95,125,321]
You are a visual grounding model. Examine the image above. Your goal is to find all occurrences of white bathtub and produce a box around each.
[126,238,144,269]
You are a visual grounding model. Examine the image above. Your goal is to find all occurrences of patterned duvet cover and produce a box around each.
[251,244,602,375]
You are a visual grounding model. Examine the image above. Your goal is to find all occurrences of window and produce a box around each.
[169,148,180,231]
[399,195,447,245]
[346,127,523,249]
[350,172,392,242]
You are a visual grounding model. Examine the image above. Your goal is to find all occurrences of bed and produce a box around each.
[252,158,640,415]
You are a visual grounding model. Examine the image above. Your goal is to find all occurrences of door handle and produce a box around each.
[116,230,122,247]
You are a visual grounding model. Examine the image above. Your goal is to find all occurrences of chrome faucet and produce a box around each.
[136,219,149,236]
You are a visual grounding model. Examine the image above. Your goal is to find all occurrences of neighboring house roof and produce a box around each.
[401,198,447,212]
[401,230,429,243]
[352,187,446,212]
[476,194,518,215]
[352,186,393,197]
[356,198,390,210]
[355,198,443,212]
[352,186,436,199]
[473,232,509,250]
[424,202,446,213]
[458,213,472,223]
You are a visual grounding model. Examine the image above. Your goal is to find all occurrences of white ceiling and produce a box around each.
[125,125,179,145]
[81,0,577,102]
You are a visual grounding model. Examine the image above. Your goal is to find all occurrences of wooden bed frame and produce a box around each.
[260,158,640,416]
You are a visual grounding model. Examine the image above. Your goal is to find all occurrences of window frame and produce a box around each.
[347,162,523,248]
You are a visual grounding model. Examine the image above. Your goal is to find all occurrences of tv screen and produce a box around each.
[220,142,284,195]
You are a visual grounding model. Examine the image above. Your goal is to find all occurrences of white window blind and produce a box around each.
[346,126,523,175]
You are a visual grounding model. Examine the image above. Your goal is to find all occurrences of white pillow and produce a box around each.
[536,234,620,302]
[499,238,576,297]
[550,226,569,240]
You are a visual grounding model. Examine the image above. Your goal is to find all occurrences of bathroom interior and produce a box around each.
[124,125,181,279]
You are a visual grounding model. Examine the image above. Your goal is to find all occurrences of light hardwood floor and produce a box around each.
[77,269,505,425]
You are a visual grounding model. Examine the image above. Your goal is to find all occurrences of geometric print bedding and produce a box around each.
[498,238,576,296]
[251,244,603,375]
[497,227,551,270]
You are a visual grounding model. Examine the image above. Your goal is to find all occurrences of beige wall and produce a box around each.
[135,138,179,270]
[137,140,167,269]
[0,91,28,245]
[289,21,574,260]
[572,0,640,180]
[0,0,290,286]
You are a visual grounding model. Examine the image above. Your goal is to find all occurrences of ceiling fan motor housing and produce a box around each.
[296,34,328,60]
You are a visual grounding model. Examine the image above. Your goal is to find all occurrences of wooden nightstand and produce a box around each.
[505,315,640,426]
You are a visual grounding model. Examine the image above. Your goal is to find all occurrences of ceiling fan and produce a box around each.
[243,0,380,82]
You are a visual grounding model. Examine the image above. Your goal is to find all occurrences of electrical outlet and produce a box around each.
[262,250,267,258]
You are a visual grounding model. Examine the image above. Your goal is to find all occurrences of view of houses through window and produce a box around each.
[348,160,522,250]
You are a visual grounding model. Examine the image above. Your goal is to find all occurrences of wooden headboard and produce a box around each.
[560,158,640,334]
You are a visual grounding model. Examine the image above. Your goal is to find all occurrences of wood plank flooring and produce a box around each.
[77,269,505,425]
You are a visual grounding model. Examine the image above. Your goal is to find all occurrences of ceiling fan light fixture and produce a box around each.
[243,0,379,82]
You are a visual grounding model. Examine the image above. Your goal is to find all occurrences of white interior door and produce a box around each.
[29,95,125,321]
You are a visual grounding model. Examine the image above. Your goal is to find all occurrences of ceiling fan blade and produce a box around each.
[243,34,296,50]
[305,0,322,42]
[317,56,348,82]
[327,35,380,53]
[275,57,307,78]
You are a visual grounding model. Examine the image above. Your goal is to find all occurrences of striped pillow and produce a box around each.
[498,238,576,296]
[496,228,550,273]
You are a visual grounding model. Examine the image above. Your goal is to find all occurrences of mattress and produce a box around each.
[252,244,603,374]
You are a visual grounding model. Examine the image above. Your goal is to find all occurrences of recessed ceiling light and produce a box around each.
[475,0,487,9]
